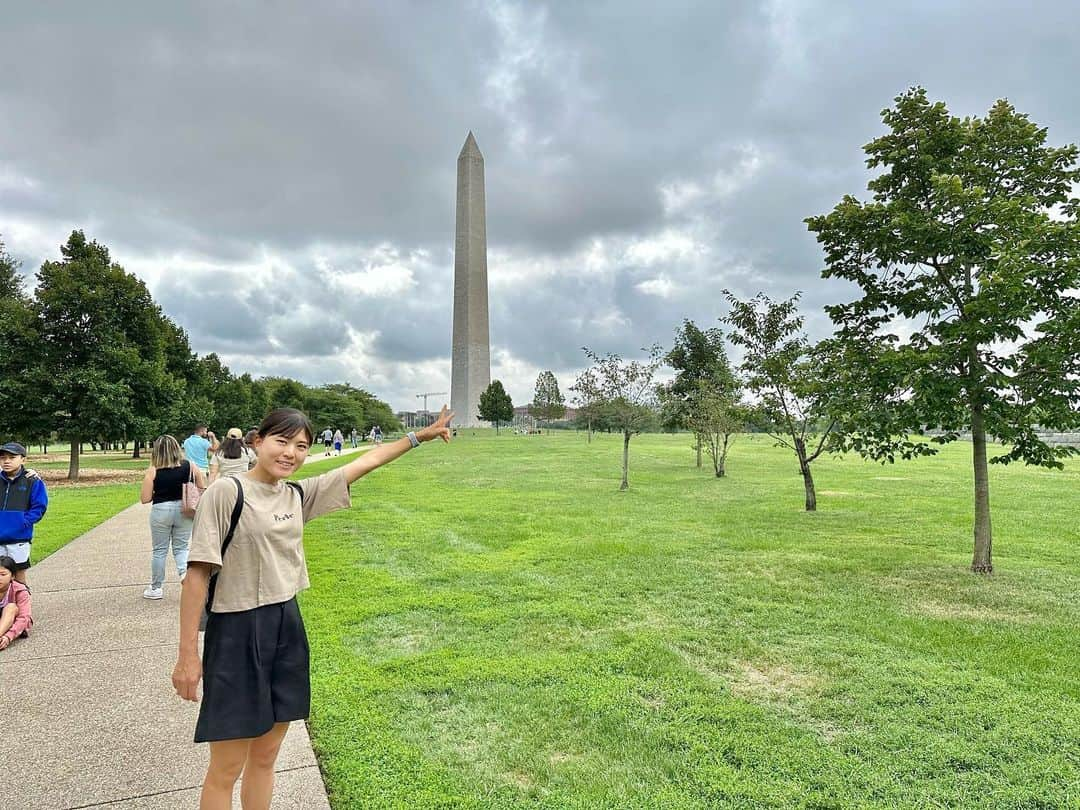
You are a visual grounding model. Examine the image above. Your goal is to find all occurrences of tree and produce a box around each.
[531,371,566,429]
[0,238,44,443]
[723,292,837,511]
[266,378,307,411]
[806,88,1080,573]
[569,367,602,443]
[34,231,180,479]
[658,320,739,468]
[478,380,514,433]
[685,384,747,478]
[582,345,662,490]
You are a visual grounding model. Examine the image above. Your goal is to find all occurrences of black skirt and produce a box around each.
[194,597,310,743]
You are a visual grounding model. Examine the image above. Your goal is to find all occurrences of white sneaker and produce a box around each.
[143,587,164,600]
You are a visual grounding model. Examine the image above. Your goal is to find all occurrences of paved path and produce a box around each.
[1,446,369,809]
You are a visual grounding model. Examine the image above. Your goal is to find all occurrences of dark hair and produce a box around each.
[194,423,207,431]
[257,408,314,444]
[0,555,16,577]
[218,436,244,459]
[243,429,258,447]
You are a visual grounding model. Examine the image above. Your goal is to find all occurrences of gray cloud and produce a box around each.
[2,0,1079,409]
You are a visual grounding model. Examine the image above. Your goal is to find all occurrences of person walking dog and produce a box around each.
[172,405,452,809]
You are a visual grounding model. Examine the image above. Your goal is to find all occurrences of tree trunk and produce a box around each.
[716,434,729,477]
[587,418,592,444]
[795,438,815,511]
[970,402,993,573]
[68,435,81,481]
[132,439,141,459]
[696,435,702,468]
[620,430,630,491]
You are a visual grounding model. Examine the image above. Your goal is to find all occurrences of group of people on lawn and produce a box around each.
[3,407,454,809]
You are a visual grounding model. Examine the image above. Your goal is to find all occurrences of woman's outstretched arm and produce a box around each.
[340,406,453,485]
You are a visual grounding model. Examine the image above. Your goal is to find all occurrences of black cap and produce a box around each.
[0,442,27,456]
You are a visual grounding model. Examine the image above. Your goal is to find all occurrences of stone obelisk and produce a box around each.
[451,132,491,427]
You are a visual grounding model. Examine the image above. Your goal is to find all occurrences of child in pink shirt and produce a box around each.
[0,555,32,650]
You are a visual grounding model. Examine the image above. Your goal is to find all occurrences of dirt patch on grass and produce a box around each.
[505,770,533,790]
[36,468,141,488]
[728,660,819,700]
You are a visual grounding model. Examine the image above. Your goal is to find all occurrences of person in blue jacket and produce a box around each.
[0,441,48,588]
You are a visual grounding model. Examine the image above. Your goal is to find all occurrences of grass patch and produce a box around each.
[31,482,138,561]
[296,433,1078,808]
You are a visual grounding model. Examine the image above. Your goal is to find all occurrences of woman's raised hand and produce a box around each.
[417,405,454,444]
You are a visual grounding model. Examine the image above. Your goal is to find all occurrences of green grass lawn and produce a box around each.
[295,432,1079,809]
[31,483,140,561]
[30,447,148,472]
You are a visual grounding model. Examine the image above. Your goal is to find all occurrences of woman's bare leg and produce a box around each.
[240,722,291,809]
[200,737,250,810]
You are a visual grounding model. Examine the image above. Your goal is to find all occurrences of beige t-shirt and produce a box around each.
[210,447,256,477]
[188,468,351,612]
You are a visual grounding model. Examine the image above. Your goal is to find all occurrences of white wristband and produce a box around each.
[407,431,420,448]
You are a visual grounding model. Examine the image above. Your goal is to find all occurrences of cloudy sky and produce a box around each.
[2,1,1078,411]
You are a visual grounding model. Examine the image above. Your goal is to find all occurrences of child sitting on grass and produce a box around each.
[0,555,32,650]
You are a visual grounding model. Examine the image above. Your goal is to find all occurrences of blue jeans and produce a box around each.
[149,501,192,589]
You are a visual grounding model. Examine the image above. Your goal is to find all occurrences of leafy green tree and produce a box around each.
[582,346,662,490]
[0,238,44,443]
[806,88,1080,573]
[266,377,307,411]
[685,384,747,478]
[34,231,180,479]
[658,320,739,468]
[723,292,837,511]
[531,370,566,429]
[478,380,514,433]
[569,367,602,442]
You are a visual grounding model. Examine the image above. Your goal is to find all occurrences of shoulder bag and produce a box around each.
[180,461,203,518]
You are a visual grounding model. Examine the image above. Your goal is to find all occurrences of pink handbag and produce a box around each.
[180,462,203,518]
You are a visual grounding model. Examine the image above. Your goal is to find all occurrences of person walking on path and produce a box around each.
[172,405,453,809]
[183,424,219,480]
[209,428,257,483]
[332,429,344,456]
[0,554,32,650]
[320,427,334,456]
[140,435,206,600]
[350,427,358,448]
[0,441,48,588]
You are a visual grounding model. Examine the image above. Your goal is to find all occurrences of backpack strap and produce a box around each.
[205,477,245,613]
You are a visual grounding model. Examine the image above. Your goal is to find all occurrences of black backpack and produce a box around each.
[200,477,303,629]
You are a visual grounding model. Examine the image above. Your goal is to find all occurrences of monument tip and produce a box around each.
[459,131,482,159]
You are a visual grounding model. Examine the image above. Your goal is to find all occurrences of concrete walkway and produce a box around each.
[1,446,369,809]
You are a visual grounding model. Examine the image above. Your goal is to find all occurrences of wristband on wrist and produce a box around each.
[407,431,420,448]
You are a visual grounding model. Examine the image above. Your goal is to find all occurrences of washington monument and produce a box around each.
[450,132,491,428]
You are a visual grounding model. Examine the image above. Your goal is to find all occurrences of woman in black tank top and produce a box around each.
[139,435,206,600]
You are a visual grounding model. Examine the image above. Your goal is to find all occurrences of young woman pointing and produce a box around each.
[172,405,452,809]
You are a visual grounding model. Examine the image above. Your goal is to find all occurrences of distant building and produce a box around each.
[513,404,577,430]
[396,410,437,429]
